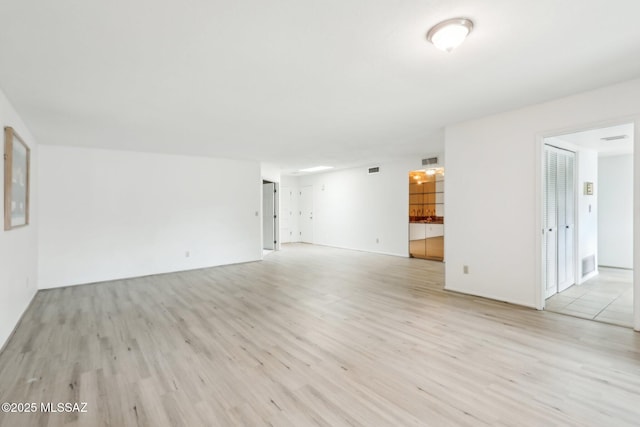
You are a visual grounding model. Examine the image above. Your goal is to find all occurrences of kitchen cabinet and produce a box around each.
[409,173,444,222]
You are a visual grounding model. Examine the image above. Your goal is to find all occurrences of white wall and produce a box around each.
[445,77,640,317]
[599,154,634,268]
[296,159,420,257]
[261,163,281,184]
[577,149,599,281]
[38,146,262,288]
[0,89,38,349]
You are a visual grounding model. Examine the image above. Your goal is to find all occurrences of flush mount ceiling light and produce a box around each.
[427,18,474,52]
[600,135,628,141]
[298,166,334,173]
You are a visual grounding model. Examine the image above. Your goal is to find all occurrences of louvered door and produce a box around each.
[544,148,559,298]
[544,145,576,298]
[559,153,575,291]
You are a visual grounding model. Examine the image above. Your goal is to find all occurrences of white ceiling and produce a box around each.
[553,123,635,156]
[1,0,640,172]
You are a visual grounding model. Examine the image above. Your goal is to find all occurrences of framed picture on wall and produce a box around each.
[4,127,30,230]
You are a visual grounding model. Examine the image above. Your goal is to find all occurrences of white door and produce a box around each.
[558,153,575,291]
[299,185,313,243]
[263,182,276,250]
[544,148,559,298]
[557,152,568,288]
[544,145,576,298]
[280,187,292,243]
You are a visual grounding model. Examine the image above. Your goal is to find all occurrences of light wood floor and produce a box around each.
[1,244,639,427]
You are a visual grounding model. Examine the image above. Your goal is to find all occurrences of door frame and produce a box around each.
[535,116,640,332]
[261,180,280,255]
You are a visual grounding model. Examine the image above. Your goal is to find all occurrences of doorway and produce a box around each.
[262,181,278,253]
[541,123,635,328]
[409,168,444,261]
[299,185,313,243]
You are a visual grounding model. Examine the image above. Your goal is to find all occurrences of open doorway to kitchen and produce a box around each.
[542,123,634,328]
[409,168,444,261]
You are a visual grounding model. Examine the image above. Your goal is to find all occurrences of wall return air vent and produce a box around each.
[422,157,439,166]
[368,167,380,174]
[582,255,596,277]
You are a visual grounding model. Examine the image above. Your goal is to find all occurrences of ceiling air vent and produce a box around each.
[368,167,380,174]
[422,157,439,166]
[601,135,628,141]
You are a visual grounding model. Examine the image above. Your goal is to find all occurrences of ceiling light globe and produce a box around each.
[427,18,474,52]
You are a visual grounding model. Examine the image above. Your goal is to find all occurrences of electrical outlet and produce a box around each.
[185,251,190,258]
[376,238,379,244]
[463,265,469,274]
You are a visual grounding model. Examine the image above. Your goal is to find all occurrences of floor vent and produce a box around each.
[368,167,380,174]
[582,255,596,277]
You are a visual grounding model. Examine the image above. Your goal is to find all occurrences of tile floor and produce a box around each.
[545,267,633,328]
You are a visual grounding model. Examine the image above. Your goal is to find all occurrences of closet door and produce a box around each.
[544,148,559,298]
[559,153,575,291]
[544,145,576,298]
[557,153,568,288]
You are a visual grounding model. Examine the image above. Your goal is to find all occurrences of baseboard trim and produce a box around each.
[578,270,599,284]
[38,257,263,290]
[311,242,409,258]
[598,265,633,271]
